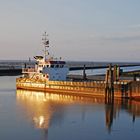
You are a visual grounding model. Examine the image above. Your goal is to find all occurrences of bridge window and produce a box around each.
[56,64,59,68]
[51,65,54,68]
[60,65,64,68]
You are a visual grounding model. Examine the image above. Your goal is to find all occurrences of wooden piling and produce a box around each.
[83,65,87,80]
[105,64,114,101]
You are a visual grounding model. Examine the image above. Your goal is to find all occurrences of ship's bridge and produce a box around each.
[45,61,66,68]
[42,60,69,81]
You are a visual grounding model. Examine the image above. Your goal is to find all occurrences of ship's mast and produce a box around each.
[42,32,49,61]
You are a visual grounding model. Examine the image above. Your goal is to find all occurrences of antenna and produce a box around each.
[42,32,49,60]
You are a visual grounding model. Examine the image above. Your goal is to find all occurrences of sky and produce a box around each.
[0,0,140,62]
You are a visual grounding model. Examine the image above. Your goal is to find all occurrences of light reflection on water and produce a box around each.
[0,76,140,140]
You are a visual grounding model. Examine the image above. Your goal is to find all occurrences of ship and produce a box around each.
[16,32,131,98]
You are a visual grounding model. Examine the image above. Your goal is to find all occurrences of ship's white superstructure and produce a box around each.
[22,32,69,81]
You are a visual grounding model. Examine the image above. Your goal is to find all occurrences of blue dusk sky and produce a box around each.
[0,0,140,61]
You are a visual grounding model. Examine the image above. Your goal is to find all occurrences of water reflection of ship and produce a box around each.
[16,90,94,139]
[16,89,97,125]
[16,90,69,139]
[16,90,140,136]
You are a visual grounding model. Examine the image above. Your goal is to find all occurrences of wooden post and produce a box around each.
[133,74,137,81]
[83,65,87,80]
[24,63,27,68]
[108,64,114,95]
[105,69,109,99]
[113,65,117,81]
[116,65,120,81]
[112,64,120,82]
[105,64,114,101]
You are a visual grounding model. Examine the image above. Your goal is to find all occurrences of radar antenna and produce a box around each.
[42,32,49,60]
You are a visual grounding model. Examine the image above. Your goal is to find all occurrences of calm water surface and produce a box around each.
[0,76,140,140]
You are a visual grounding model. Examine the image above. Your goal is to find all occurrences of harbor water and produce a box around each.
[0,76,140,140]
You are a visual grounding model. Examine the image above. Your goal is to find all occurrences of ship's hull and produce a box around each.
[16,78,133,98]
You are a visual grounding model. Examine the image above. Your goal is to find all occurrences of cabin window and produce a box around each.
[56,64,59,68]
[46,65,49,67]
[51,65,54,68]
[60,65,64,68]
